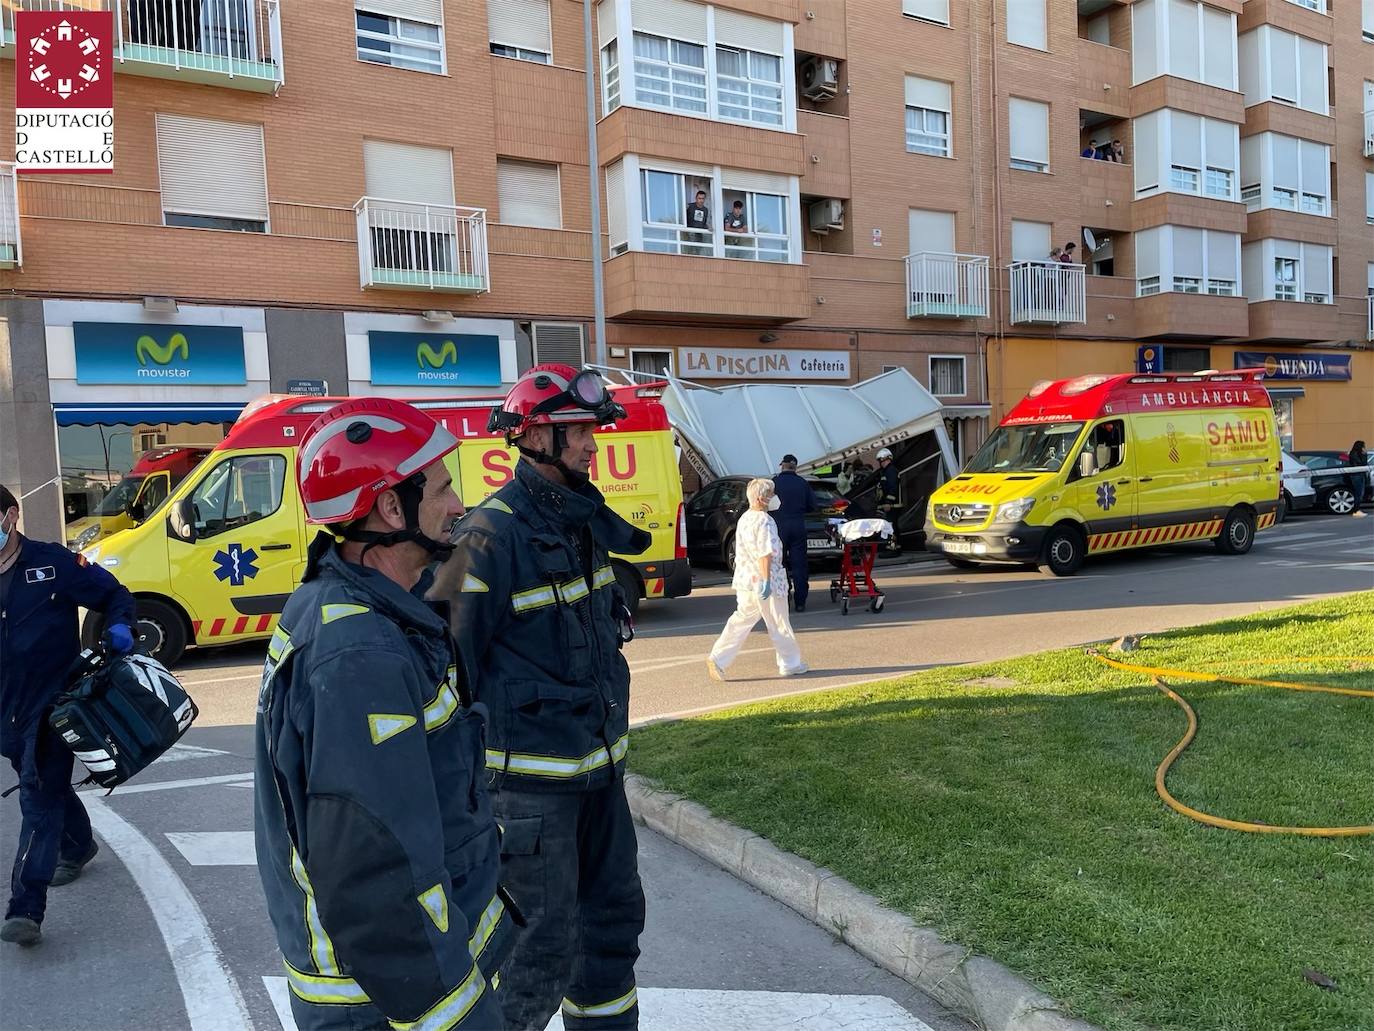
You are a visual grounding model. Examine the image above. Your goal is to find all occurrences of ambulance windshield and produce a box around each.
[965,422,1085,474]
[94,475,147,516]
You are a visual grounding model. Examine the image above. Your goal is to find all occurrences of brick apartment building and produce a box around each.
[1,0,1371,538]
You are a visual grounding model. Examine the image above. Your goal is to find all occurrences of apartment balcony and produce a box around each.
[1245,299,1342,343]
[1,0,283,94]
[604,251,810,323]
[1367,296,1373,342]
[0,163,19,269]
[1009,261,1087,325]
[905,252,989,319]
[355,198,490,294]
[1080,157,1132,231]
[1365,110,1373,158]
[1077,38,1131,119]
[1135,291,1249,340]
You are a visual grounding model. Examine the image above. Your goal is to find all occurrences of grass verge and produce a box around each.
[629,593,1374,1031]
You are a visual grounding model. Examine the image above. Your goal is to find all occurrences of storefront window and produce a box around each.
[1273,398,1294,452]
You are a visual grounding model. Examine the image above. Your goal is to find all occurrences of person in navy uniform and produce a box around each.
[0,484,137,948]
[772,455,817,611]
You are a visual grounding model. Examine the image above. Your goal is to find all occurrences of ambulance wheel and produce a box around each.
[1038,525,1085,577]
[136,600,188,667]
[1216,508,1255,555]
[613,562,641,620]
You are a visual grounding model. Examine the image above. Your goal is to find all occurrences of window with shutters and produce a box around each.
[716,45,783,127]
[1365,0,1374,42]
[642,168,715,255]
[929,356,965,397]
[489,0,552,63]
[362,140,459,277]
[1132,0,1236,90]
[1134,226,1239,297]
[1137,110,1238,201]
[497,160,562,229]
[602,39,622,112]
[630,349,673,377]
[1238,132,1329,215]
[1243,240,1330,302]
[721,188,789,262]
[902,0,950,27]
[356,3,445,75]
[634,32,708,113]
[1238,26,1327,114]
[156,113,268,233]
[531,323,585,365]
[1006,0,1047,52]
[1008,98,1049,173]
[904,76,951,157]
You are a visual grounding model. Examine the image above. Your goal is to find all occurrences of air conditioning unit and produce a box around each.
[808,199,844,234]
[800,57,838,101]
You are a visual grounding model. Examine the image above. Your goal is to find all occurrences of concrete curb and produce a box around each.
[625,774,1103,1031]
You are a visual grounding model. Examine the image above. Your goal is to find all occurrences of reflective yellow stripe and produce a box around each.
[558,577,590,604]
[592,565,616,589]
[267,625,291,661]
[486,733,630,779]
[290,850,341,975]
[283,959,370,1006]
[482,497,513,514]
[388,963,487,1031]
[511,586,558,614]
[321,603,370,625]
[562,985,638,1019]
[424,681,459,732]
[467,892,504,961]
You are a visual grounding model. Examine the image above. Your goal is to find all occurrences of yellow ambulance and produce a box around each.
[924,370,1281,575]
[79,385,689,665]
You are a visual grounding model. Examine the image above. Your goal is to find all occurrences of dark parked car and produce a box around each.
[684,476,851,570]
[1292,451,1371,516]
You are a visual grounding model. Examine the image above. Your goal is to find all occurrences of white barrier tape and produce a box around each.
[1282,464,1372,480]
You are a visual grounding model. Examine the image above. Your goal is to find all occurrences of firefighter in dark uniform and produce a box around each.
[771,454,817,612]
[254,400,512,1031]
[0,484,137,947]
[875,448,900,516]
[433,365,652,1031]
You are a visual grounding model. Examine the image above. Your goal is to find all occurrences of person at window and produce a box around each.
[686,191,711,235]
[1109,139,1125,163]
[723,200,749,246]
[1082,139,1100,159]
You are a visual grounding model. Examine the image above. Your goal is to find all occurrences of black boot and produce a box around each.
[1,917,42,947]
[51,841,99,888]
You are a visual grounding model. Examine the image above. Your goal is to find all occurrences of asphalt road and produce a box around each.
[1,514,1368,1031]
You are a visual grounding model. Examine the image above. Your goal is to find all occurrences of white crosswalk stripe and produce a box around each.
[167,831,257,866]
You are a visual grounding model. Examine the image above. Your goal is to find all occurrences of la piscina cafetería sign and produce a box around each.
[16,11,114,174]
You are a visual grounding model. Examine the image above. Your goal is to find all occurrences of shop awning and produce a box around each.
[53,403,245,427]
[656,368,958,481]
[1266,388,1306,401]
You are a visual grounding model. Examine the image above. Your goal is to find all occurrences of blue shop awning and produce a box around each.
[53,402,245,427]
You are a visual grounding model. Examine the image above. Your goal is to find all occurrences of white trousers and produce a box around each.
[709,589,805,675]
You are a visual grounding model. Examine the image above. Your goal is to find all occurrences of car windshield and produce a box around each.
[94,475,146,516]
[965,423,1086,474]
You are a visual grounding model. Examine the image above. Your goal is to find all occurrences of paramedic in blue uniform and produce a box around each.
[772,455,817,612]
[0,484,136,948]
[436,365,652,1031]
[254,400,511,1030]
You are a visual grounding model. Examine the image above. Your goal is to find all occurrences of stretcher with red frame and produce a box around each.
[828,519,893,615]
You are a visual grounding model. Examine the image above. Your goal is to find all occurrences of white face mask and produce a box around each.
[767,495,781,512]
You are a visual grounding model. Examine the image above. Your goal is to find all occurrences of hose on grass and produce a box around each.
[1086,650,1374,838]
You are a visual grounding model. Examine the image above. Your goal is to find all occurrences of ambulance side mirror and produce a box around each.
[1079,452,1098,479]
[167,499,197,543]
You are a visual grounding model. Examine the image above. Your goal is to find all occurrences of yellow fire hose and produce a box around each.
[1087,650,1374,837]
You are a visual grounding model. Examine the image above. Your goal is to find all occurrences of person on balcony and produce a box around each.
[1109,139,1125,162]
[686,191,711,233]
[1060,242,1078,264]
[1081,139,1101,159]
[724,200,749,249]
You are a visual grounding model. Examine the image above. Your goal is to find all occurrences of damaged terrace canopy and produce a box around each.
[645,368,960,483]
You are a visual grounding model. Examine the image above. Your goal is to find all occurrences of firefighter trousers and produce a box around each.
[493,778,644,1030]
[6,725,93,923]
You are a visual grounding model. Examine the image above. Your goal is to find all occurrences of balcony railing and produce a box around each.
[0,162,19,268]
[1365,110,1373,159]
[355,198,490,294]
[1,0,283,94]
[1368,295,1373,342]
[905,252,989,319]
[1009,261,1087,325]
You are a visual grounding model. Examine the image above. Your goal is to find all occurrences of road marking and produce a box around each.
[167,831,257,866]
[630,647,773,674]
[89,772,255,795]
[158,743,233,764]
[180,672,263,687]
[262,981,934,1031]
[85,796,254,1031]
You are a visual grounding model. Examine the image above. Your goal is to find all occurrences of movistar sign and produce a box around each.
[368,330,501,387]
[73,322,247,385]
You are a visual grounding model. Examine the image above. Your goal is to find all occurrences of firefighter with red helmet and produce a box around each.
[255,397,512,1031]
[432,366,652,1031]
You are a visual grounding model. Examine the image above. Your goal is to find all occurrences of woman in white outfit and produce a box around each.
[706,478,808,680]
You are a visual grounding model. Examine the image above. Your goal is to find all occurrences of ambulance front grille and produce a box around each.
[934,503,992,525]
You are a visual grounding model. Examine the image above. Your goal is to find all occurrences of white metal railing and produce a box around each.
[355,198,490,294]
[905,252,989,319]
[1367,294,1373,342]
[1,0,283,90]
[0,162,19,268]
[1009,260,1087,325]
[1365,109,1373,159]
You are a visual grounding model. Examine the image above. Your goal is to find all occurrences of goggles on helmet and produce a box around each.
[489,370,625,434]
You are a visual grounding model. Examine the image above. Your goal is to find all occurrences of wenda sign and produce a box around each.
[74,322,247,384]
[16,11,114,174]
[1234,351,1352,382]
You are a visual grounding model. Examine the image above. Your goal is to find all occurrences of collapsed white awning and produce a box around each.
[654,368,961,482]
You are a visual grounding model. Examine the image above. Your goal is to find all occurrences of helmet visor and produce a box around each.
[568,370,611,408]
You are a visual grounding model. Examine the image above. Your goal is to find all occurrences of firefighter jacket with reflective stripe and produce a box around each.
[254,539,511,1030]
[1,536,136,758]
[435,460,651,794]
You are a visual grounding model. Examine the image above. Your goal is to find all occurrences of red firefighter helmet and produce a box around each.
[298,397,459,525]
[488,364,625,443]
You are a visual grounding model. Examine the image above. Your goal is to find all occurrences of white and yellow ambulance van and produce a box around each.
[924,370,1281,575]
[79,385,689,665]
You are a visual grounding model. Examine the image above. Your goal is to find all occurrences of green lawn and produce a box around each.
[630,594,1374,1031]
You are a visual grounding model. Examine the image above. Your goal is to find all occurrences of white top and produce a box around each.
[732,510,789,594]
[837,518,894,542]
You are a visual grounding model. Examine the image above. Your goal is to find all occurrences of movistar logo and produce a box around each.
[417,340,458,369]
[134,332,192,379]
[136,332,188,366]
